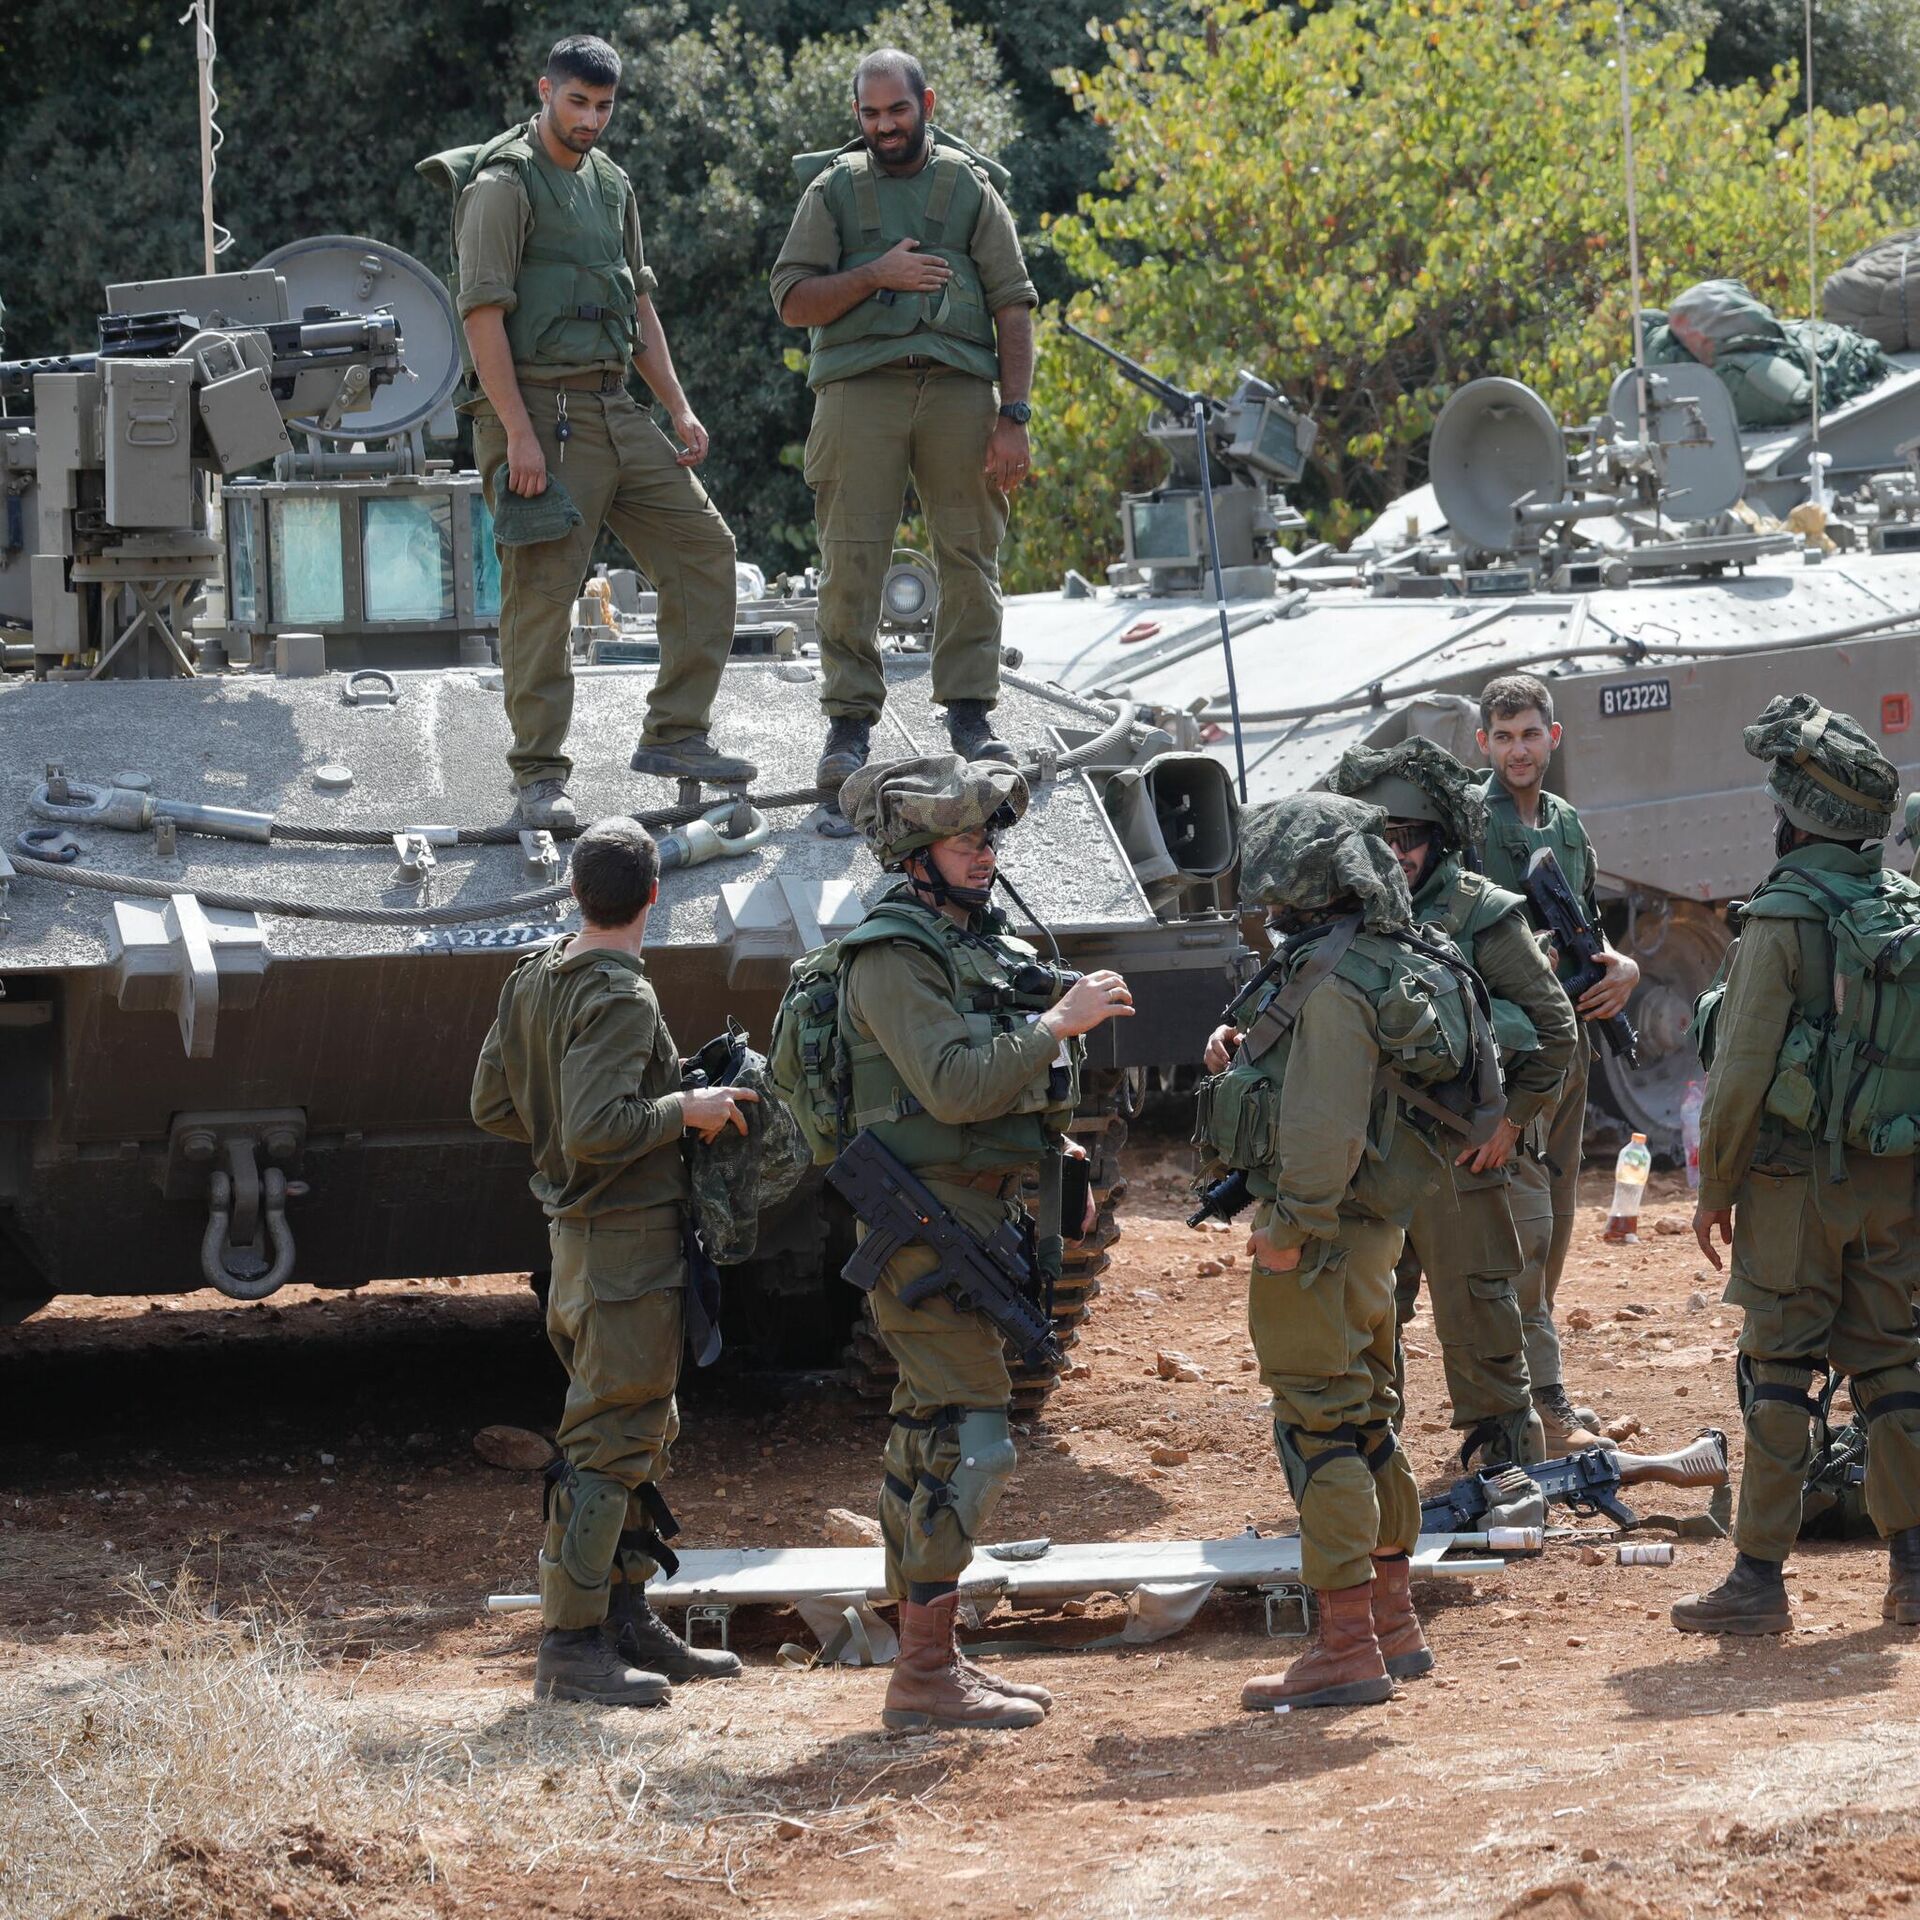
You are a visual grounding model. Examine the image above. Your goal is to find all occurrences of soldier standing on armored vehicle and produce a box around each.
[1673,696,1920,1636]
[1475,673,1639,1450]
[770,48,1037,794]
[428,33,755,833]
[821,754,1132,1730]
[1197,795,1502,1709]
[1325,738,1578,1467]
[471,818,756,1705]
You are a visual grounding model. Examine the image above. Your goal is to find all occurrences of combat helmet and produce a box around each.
[841,752,1029,870]
[1742,693,1897,841]
[1238,792,1412,932]
[1325,736,1489,857]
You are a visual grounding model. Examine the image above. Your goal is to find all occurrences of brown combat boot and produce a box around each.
[1671,1551,1793,1635]
[1241,1580,1394,1711]
[1885,1526,1920,1625]
[956,1647,1054,1713]
[1370,1552,1435,1680]
[1533,1382,1604,1452]
[882,1593,1045,1732]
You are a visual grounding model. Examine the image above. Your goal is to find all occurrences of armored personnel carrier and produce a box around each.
[0,243,1246,1410]
[1000,344,1920,1150]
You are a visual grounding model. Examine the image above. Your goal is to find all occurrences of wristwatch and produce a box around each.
[998,401,1033,424]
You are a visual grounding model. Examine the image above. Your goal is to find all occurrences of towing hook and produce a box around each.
[657,799,772,872]
[200,1166,302,1301]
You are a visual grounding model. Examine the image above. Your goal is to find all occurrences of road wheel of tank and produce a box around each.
[839,1071,1133,1417]
[1591,899,1733,1154]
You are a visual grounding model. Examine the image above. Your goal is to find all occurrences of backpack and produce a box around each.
[767,905,954,1166]
[1699,867,1920,1172]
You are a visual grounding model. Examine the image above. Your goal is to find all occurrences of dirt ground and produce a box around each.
[5,1148,1920,1920]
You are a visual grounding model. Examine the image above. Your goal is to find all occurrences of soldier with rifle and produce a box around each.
[825,754,1132,1730]
[1475,673,1640,1450]
[1673,695,1920,1635]
[423,33,755,833]
[1325,737,1578,1466]
[1196,794,1504,1708]
[771,48,1037,793]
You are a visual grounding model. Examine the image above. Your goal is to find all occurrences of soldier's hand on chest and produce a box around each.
[870,237,953,293]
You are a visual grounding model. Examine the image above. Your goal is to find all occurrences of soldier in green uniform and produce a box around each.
[1325,738,1579,1465]
[1476,673,1640,1449]
[1197,794,1500,1709]
[425,35,755,832]
[771,48,1037,792]
[472,817,757,1703]
[834,754,1133,1729]
[1673,695,1920,1635]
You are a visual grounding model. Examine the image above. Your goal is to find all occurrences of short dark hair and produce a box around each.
[854,47,927,103]
[547,34,621,88]
[1479,672,1556,732]
[570,818,658,927]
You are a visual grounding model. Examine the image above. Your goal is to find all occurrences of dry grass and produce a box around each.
[0,1567,945,1919]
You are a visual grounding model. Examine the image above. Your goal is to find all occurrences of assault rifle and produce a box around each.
[1188,1169,1255,1229]
[1420,1428,1728,1534]
[1524,846,1639,1063]
[828,1130,1064,1371]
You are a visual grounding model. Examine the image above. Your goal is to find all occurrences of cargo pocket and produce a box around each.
[584,1219,684,1303]
[1725,1167,1810,1328]
[1761,1020,1822,1134]
[1248,1239,1351,1382]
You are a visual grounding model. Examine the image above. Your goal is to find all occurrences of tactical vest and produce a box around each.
[1193,916,1504,1219]
[1478,775,1597,985]
[794,136,1001,389]
[419,120,637,371]
[1693,846,1920,1173]
[769,892,1079,1173]
[1413,856,1542,1058]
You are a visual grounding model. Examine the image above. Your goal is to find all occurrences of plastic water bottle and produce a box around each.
[1680,1081,1705,1191]
[1603,1133,1652,1243]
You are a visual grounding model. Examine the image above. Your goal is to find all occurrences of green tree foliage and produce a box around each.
[1011,0,1912,590]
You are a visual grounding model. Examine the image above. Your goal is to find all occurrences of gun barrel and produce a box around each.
[1058,317,1193,414]
[1609,1430,1729,1489]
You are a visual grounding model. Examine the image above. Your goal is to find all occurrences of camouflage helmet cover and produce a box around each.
[1238,791,1414,931]
[1326,736,1489,855]
[685,1047,811,1265]
[841,751,1031,868]
[1742,692,1896,840]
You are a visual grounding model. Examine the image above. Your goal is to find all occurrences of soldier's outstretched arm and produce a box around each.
[629,293,708,467]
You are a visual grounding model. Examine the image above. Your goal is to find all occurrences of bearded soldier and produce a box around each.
[827,754,1133,1729]
[771,49,1037,793]
[1674,696,1920,1635]
[1326,737,1580,1465]
[425,34,756,832]
[1197,794,1501,1708]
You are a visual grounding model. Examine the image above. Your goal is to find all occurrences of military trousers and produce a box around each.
[1250,1212,1422,1591]
[864,1186,1019,1601]
[803,364,1007,723]
[474,381,737,789]
[1724,1156,1920,1561]
[1509,1039,1588,1390]
[1399,1159,1534,1433]
[539,1211,687,1629]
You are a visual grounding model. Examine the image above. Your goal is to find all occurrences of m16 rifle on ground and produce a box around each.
[1421,1428,1728,1533]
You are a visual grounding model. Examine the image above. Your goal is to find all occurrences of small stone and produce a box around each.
[822,1507,882,1547]
[776,1816,806,1841]
[1674,1386,1689,1398]
[472,1425,553,1471]
[270,1897,295,1919]
[1566,1636,1587,1648]
[1240,1356,1257,1372]
[1494,1656,1522,1671]
[1067,1362,1094,1380]
[1155,1350,1204,1382]
[1687,1292,1709,1311]
[1050,1438,1072,1455]
[1655,1217,1687,1236]
[1564,1308,1596,1332]
[1580,1846,1601,1864]
[1578,1546,1606,1566]
[1195,1260,1224,1278]
[1149,1446,1190,1467]
[1403,1342,1432,1360]
[1061,1599,1091,1618]
[1133,1288,1163,1304]
[1603,1416,1643,1442]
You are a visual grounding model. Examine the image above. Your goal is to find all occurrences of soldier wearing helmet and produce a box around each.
[1674,695,1920,1637]
[1196,793,1499,1710]
[836,752,1134,1731]
[1325,737,1582,1466]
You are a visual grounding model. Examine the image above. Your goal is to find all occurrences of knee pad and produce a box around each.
[1737,1355,1819,1429]
[940,1408,1017,1540]
[1854,1365,1920,1433]
[555,1466,630,1592]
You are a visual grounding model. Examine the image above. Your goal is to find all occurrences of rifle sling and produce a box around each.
[1237,917,1361,1061]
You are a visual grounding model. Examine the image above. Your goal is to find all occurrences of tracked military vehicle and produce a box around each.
[0,242,1246,1408]
[999,342,1920,1151]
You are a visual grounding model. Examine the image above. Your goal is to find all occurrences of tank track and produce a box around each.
[839,1072,1131,1416]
